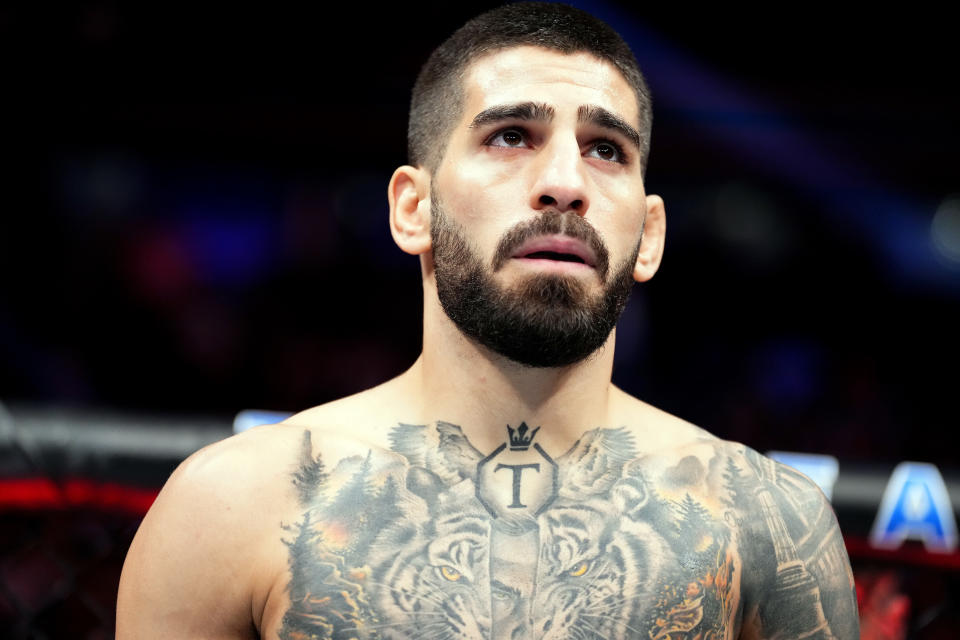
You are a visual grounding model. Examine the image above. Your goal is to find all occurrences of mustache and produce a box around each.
[491,211,610,280]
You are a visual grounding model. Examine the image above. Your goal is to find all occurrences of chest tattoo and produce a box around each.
[276,423,849,639]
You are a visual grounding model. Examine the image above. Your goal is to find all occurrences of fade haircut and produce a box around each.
[408,2,653,173]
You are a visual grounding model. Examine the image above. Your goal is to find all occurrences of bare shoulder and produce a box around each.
[617,389,840,537]
[610,385,719,450]
[612,387,826,490]
[281,376,414,442]
[726,443,859,639]
[149,421,310,519]
[656,434,859,639]
[127,416,387,547]
[117,425,306,638]
[614,393,859,638]
[118,394,414,640]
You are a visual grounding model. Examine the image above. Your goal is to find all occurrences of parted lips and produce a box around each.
[492,211,609,280]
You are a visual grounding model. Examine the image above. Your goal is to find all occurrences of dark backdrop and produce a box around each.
[2,1,958,468]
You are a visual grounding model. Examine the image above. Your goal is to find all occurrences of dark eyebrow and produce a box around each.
[468,102,555,129]
[578,104,641,151]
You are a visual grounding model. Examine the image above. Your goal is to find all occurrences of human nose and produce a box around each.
[529,136,589,215]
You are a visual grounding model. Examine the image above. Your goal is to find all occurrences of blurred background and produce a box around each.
[1,1,957,637]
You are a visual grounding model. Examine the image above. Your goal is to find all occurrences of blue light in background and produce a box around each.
[768,451,840,501]
[751,340,823,410]
[571,0,960,294]
[164,171,283,289]
[180,216,278,289]
[233,409,294,433]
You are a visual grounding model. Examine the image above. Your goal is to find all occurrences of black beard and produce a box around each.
[430,194,639,368]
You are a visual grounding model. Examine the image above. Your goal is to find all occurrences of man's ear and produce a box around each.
[633,194,666,283]
[388,165,432,256]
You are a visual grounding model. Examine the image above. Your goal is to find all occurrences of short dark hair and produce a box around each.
[408,2,653,173]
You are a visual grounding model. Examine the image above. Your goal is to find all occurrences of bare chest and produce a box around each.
[259,424,750,639]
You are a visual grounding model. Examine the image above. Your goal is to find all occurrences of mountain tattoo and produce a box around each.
[277,422,857,639]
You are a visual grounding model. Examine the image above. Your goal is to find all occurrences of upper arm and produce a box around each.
[738,449,860,640]
[117,438,287,639]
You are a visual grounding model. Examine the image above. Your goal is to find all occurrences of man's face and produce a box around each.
[429,46,652,367]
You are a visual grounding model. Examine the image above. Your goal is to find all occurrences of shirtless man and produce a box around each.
[117,3,860,638]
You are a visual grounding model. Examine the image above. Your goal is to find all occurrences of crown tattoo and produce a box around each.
[507,422,540,451]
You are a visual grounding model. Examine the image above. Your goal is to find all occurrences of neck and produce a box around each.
[399,296,617,453]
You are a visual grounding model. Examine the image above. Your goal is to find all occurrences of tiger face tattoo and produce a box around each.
[277,422,857,640]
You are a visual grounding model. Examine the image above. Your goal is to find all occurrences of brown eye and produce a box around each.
[487,128,528,148]
[587,141,623,163]
[596,143,618,161]
[567,561,589,577]
[439,566,462,582]
[500,130,523,146]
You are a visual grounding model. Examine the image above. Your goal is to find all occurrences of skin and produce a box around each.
[117,47,859,639]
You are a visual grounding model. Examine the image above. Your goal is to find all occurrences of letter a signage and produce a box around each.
[870,462,958,553]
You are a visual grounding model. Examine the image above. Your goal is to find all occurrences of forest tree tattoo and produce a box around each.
[278,423,856,639]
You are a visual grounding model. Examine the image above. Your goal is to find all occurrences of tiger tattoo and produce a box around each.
[280,424,737,640]
[531,477,676,639]
[365,472,494,639]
